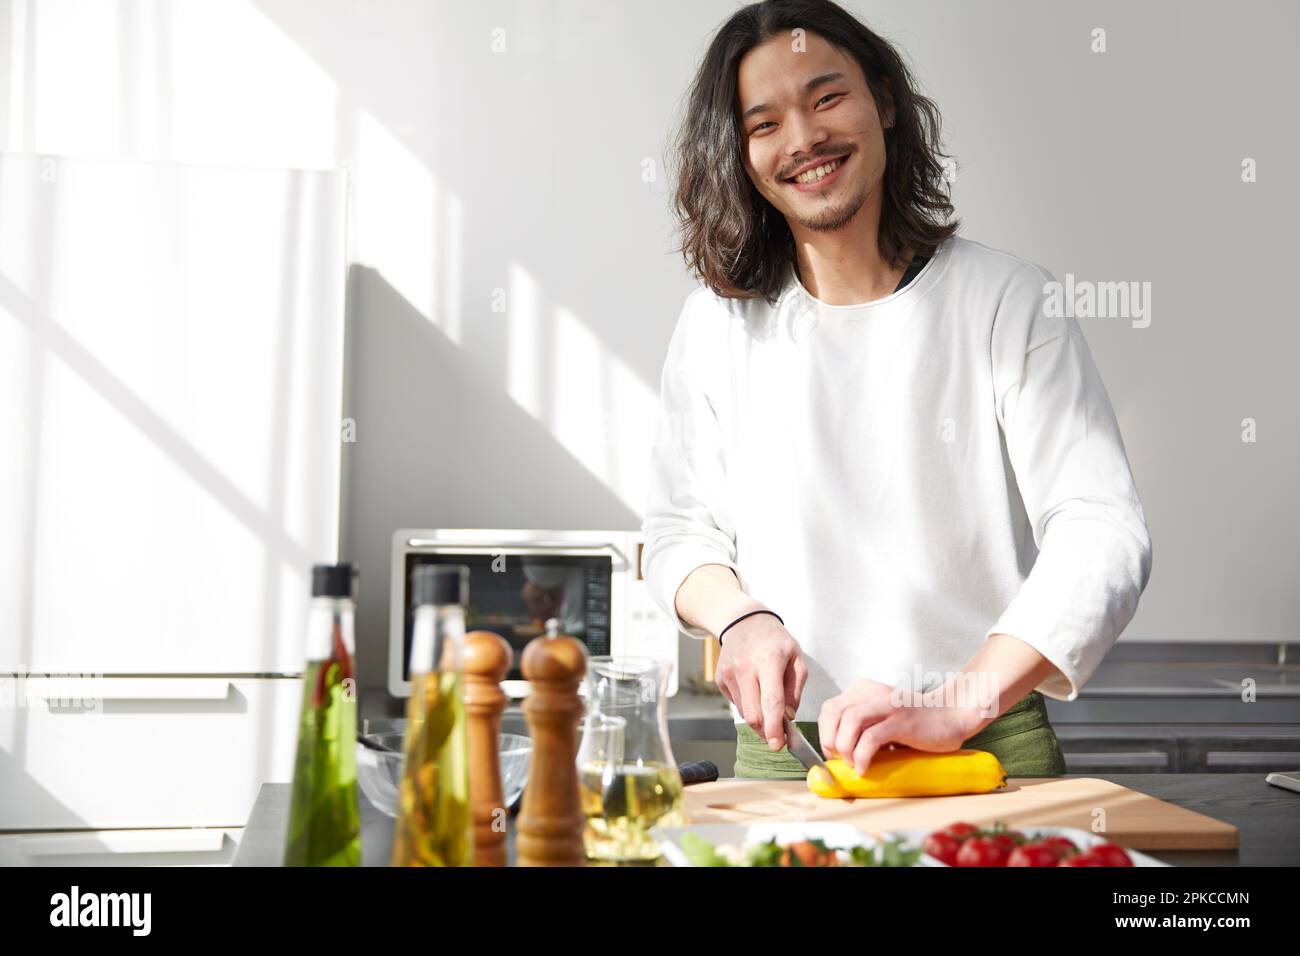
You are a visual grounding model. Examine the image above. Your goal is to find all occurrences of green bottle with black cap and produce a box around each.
[284,563,361,866]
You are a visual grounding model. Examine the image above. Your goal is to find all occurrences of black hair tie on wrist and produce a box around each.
[718,609,783,644]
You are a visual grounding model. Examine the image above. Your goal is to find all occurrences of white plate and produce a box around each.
[880,826,1171,867]
[654,822,919,867]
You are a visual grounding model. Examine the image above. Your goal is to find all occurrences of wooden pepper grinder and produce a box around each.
[515,625,588,867]
[464,629,512,867]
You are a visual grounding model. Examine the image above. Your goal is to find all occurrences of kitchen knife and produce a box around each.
[782,707,833,778]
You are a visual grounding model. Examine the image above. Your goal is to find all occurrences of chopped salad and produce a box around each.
[678,832,923,867]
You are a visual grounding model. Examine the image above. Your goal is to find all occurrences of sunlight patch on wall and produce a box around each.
[507,263,655,514]
[351,108,440,337]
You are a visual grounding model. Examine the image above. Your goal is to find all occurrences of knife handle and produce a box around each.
[677,760,719,785]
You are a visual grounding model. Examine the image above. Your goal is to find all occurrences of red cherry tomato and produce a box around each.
[1090,843,1134,867]
[1059,851,1107,866]
[923,832,962,866]
[990,833,1019,853]
[943,822,980,842]
[1007,844,1063,867]
[1035,836,1079,860]
[956,837,1011,867]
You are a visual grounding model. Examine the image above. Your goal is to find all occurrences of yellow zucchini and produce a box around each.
[807,747,1008,798]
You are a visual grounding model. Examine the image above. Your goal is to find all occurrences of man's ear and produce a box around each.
[878,76,897,130]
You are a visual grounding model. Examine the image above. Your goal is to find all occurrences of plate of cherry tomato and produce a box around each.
[880,821,1169,867]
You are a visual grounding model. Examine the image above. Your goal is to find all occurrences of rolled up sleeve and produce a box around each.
[641,291,748,640]
[986,266,1154,701]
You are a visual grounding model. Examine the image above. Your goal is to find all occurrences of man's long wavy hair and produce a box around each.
[672,0,959,304]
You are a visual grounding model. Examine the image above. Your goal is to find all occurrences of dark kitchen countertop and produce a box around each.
[232,772,1299,867]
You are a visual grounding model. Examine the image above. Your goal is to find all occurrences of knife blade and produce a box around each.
[782,707,832,778]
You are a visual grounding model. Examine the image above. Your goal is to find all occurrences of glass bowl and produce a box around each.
[356,727,532,819]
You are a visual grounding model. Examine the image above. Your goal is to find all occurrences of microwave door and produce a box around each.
[394,541,623,690]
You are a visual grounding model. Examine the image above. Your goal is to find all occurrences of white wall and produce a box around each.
[2,0,1296,704]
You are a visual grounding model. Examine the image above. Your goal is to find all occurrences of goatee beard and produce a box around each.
[791,182,869,233]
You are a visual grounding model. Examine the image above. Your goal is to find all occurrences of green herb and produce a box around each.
[745,838,786,867]
[679,832,730,867]
[848,836,923,867]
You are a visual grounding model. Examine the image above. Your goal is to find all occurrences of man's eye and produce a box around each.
[751,95,841,134]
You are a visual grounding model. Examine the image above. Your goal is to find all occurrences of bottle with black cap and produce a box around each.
[391,564,474,867]
[284,562,361,866]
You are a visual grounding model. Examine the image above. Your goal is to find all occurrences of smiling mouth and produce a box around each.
[784,153,849,185]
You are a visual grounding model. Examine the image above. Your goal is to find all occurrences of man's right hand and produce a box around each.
[670,563,807,751]
[714,612,808,752]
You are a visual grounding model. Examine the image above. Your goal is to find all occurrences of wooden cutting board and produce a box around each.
[683,777,1238,850]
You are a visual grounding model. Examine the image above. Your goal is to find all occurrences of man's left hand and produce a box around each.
[818,678,985,776]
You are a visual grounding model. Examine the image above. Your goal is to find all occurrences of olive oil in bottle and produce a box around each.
[284,563,361,866]
[391,565,473,867]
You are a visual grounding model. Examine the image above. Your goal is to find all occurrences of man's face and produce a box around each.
[736,31,890,233]
[521,581,560,621]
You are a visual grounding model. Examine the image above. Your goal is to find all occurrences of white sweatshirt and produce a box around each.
[641,235,1152,723]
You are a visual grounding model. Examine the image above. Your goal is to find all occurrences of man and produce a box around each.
[642,0,1153,779]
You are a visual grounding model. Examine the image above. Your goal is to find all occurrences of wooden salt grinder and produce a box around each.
[515,634,588,867]
[465,629,513,867]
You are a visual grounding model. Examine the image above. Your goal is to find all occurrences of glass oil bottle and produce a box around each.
[284,563,361,866]
[391,565,473,866]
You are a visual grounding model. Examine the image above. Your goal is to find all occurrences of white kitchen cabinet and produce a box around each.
[0,678,301,831]
[0,828,244,867]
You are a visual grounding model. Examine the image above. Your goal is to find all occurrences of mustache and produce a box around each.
[781,148,852,180]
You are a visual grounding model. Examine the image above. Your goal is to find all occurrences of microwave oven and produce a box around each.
[388,529,680,698]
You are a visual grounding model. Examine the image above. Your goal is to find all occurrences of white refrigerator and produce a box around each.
[0,154,348,865]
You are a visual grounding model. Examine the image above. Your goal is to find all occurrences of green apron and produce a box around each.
[733,690,1067,779]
